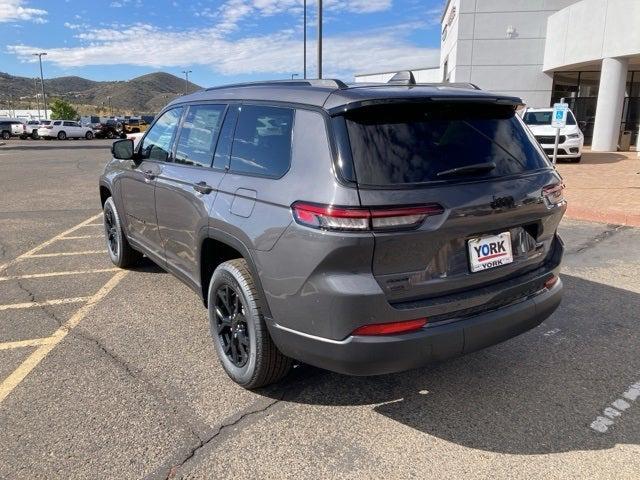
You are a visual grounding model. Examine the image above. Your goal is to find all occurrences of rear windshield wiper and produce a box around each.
[436,162,496,178]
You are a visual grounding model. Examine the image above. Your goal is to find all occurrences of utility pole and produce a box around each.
[182,70,192,95]
[34,78,41,120]
[303,0,307,79]
[32,52,48,119]
[107,96,113,116]
[317,0,322,79]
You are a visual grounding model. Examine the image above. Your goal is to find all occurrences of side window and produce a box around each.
[140,107,183,162]
[230,105,294,178]
[54,121,62,126]
[174,104,226,167]
[63,121,73,127]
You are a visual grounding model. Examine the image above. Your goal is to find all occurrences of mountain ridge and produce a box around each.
[0,71,201,115]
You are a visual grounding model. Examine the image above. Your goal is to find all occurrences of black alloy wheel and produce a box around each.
[214,284,250,367]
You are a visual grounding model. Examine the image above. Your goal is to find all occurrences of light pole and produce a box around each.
[32,52,48,119]
[303,0,307,79]
[317,0,322,79]
[182,70,192,95]
[291,73,299,80]
[33,78,41,120]
[107,96,113,116]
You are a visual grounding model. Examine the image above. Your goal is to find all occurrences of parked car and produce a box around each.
[99,76,566,389]
[0,119,26,140]
[93,119,121,139]
[122,118,149,134]
[38,120,94,140]
[523,107,584,162]
[25,120,46,139]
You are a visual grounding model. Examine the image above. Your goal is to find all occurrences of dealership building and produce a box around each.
[355,0,640,151]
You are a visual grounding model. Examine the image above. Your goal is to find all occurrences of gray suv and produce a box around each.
[99,76,566,389]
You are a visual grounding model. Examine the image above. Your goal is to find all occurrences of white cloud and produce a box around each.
[0,0,47,23]
[7,21,438,79]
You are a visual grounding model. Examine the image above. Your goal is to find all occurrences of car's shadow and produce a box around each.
[268,274,639,455]
[0,144,111,151]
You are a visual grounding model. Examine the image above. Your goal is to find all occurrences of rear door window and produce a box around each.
[341,103,548,186]
[174,104,226,168]
[230,105,294,178]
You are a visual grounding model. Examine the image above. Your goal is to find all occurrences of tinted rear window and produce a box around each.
[342,103,548,186]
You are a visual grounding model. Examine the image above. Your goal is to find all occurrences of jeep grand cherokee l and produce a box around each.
[99,75,566,389]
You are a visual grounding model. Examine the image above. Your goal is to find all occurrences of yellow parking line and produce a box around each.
[0,337,54,351]
[0,297,90,311]
[0,271,127,404]
[22,250,107,259]
[0,213,102,274]
[58,235,103,240]
[0,268,119,282]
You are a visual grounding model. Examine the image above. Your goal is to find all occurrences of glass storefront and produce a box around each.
[551,71,640,145]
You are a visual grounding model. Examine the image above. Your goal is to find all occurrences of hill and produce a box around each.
[0,71,201,115]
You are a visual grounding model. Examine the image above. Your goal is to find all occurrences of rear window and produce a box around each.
[341,103,548,186]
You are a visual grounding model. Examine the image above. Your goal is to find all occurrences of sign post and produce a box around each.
[551,102,569,165]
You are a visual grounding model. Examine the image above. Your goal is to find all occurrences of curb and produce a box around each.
[565,205,640,227]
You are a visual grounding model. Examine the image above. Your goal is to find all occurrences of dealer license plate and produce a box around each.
[468,232,514,273]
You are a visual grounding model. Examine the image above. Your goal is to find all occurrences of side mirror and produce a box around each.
[111,139,135,161]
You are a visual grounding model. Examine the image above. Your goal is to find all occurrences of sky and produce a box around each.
[0,0,445,87]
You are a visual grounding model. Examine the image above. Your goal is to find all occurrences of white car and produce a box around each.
[37,120,94,140]
[522,108,584,162]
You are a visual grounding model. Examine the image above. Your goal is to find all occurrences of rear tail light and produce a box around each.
[352,318,428,336]
[291,202,444,232]
[542,183,565,207]
[544,275,558,289]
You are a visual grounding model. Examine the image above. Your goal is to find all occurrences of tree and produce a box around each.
[50,98,78,120]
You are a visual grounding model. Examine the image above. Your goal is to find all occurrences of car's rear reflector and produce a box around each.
[291,202,444,232]
[352,318,428,336]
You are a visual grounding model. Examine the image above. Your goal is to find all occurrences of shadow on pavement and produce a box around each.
[569,151,629,165]
[273,274,640,454]
[0,144,112,151]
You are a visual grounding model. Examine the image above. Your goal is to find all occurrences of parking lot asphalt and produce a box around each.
[0,139,639,479]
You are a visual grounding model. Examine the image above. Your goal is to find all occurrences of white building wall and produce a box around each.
[441,0,581,107]
[544,0,640,71]
[0,109,52,120]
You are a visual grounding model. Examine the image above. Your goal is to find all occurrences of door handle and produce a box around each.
[193,181,213,194]
[142,169,156,181]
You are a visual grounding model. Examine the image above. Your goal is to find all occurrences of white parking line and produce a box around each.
[0,271,127,404]
[58,235,103,240]
[590,380,640,433]
[22,250,107,259]
[0,268,119,282]
[0,297,90,311]
[0,338,54,351]
[0,213,102,274]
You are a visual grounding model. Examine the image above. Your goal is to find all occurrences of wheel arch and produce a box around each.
[199,230,272,318]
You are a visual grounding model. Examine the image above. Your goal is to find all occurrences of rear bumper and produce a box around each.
[267,279,562,376]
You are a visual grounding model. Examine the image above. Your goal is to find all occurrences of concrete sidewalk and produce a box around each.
[556,149,640,226]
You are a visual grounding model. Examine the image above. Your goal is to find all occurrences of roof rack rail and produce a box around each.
[205,79,348,91]
[438,82,481,90]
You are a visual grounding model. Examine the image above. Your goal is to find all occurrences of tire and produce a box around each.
[85,131,94,140]
[57,131,67,140]
[107,130,115,139]
[19,135,28,140]
[208,259,292,389]
[103,197,142,268]
[31,131,39,140]
[1,131,10,140]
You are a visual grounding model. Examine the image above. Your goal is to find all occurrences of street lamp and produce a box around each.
[32,52,48,119]
[107,96,113,116]
[317,0,323,79]
[182,70,192,95]
[303,0,307,79]
[291,73,299,80]
[33,78,41,120]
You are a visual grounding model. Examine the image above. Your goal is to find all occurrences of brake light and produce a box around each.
[291,202,444,232]
[544,275,558,289]
[352,318,428,336]
[542,183,565,207]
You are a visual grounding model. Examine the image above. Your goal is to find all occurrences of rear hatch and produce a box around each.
[335,101,565,304]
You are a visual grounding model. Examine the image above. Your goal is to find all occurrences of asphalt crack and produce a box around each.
[568,224,631,255]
